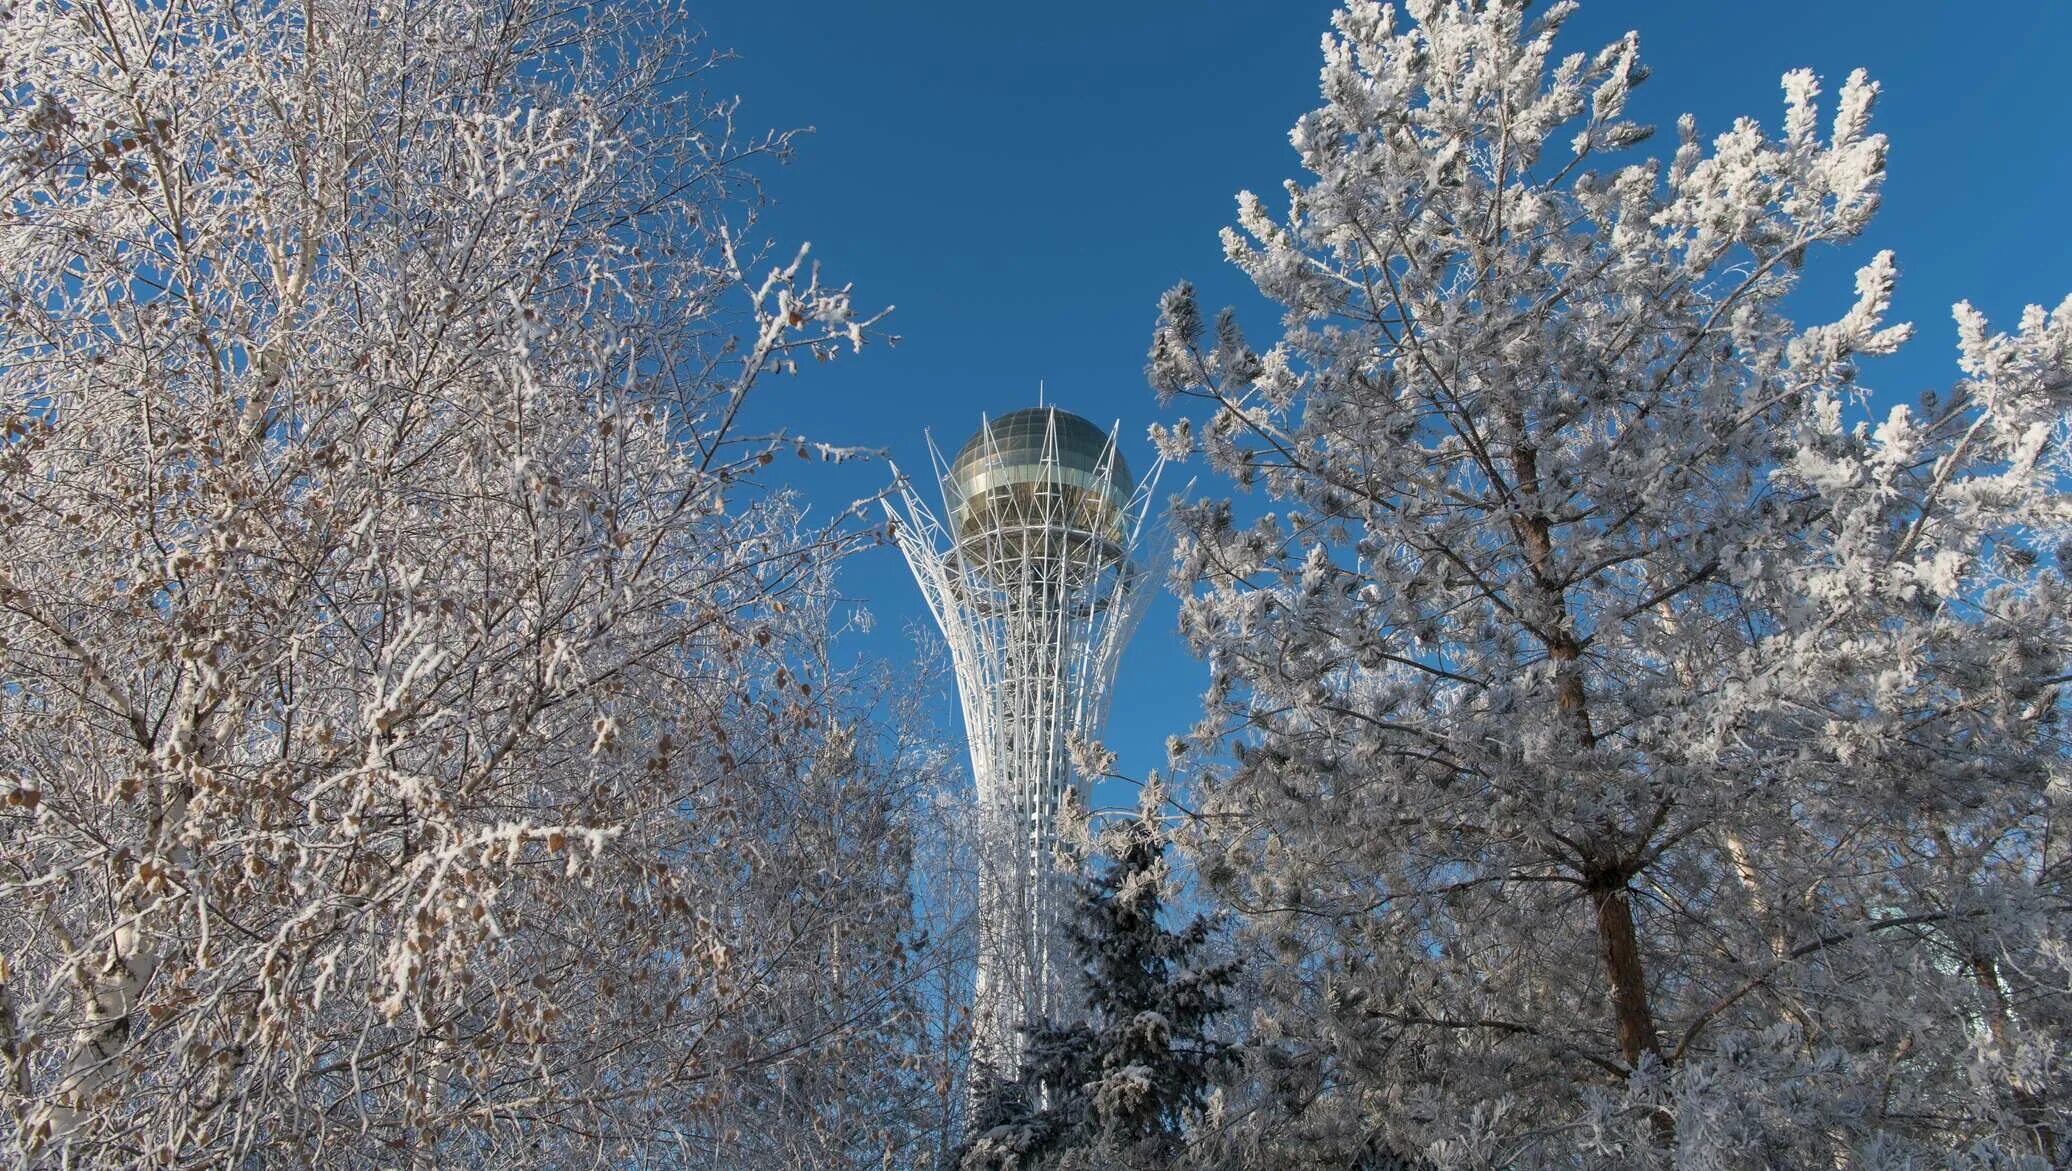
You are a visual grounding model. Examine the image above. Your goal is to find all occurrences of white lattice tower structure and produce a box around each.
[887,407,1163,1081]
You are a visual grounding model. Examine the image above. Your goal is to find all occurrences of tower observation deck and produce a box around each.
[887,407,1164,1083]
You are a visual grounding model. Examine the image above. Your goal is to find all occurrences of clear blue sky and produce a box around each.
[698,0,2072,805]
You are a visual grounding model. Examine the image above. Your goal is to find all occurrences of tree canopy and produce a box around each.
[1147,1,2069,1165]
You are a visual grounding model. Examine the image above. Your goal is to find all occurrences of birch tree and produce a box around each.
[0,0,914,1164]
[690,613,975,1171]
[1147,2,2071,1166]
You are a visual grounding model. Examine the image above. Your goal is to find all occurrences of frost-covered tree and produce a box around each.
[0,0,921,1164]
[652,595,961,1171]
[902,635,991,1169]
[962,796,1235,1171]
[1147,2,2071,1167]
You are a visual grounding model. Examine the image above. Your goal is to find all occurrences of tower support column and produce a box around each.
[886,407,1164,1082]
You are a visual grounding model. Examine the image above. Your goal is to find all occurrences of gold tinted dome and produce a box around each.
[946,408,1133,548]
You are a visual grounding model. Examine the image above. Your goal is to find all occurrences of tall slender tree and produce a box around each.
[1148,2,2070,1166]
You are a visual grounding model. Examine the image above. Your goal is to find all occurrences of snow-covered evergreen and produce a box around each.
[1148,1,2071,1166]
[962,799,1236,1170]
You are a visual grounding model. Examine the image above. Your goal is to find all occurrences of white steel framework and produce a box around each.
[887,407,1164,1080]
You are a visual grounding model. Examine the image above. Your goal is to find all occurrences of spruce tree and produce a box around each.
[961,801,1237,1170]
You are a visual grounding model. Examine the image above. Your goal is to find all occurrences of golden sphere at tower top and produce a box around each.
[945,407,1134,552]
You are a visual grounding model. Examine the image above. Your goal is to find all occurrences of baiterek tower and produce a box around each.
[887,406,1163,1081]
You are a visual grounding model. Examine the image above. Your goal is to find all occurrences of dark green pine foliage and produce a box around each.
[962,807,1237,1170]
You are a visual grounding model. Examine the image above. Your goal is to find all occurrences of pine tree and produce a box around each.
[962,800,1237,1170]
[1147,2,2069,1165]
